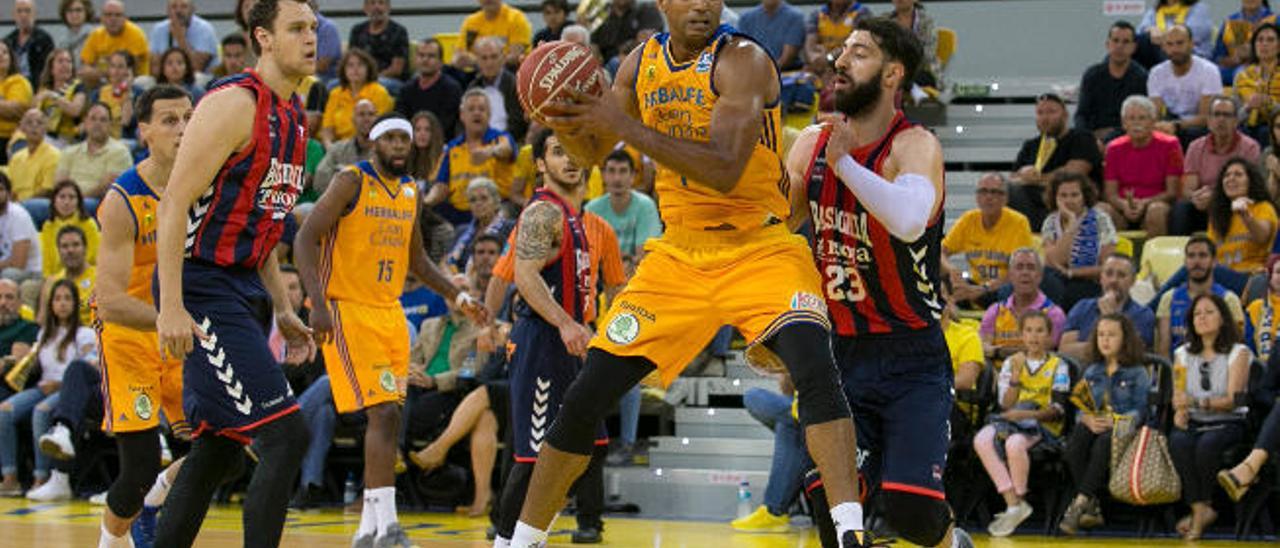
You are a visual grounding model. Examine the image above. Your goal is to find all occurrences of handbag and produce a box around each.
[1108,415,1181,505]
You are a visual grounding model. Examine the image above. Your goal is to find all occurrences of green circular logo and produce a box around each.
[606,313,640,345]
[380,370,397,393]
[134,393,154,421]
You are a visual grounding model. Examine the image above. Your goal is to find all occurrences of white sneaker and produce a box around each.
[26,471,72,502]
[89,491,108,505]
[988,501,1033,537]
[39,424,75,460]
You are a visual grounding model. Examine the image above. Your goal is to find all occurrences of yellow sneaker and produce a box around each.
[731,506,789,533]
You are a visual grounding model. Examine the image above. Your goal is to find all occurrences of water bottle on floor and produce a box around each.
[736,481,752,519]
[343,472,357,505]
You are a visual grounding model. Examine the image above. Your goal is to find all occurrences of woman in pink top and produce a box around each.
[1103,95,1184,236]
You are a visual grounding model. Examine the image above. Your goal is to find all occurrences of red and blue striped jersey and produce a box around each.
[804,111,945,336]
[513,189,593,323]
[185,70,308,269]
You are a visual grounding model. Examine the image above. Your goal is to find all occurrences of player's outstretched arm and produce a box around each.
[94,189,155,330]
[826,121,945,242]
[155,87,254,358]
[293,169,360,344]
[784,125,825,232]
[513,201,591,356]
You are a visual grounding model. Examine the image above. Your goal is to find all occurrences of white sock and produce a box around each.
[830,501,865,538]
[509,521,548,548]
[492,537,511,548]
[355,490,378,538]
[98,520,133,548]
[142,469,171,508]
[369,486,397,535]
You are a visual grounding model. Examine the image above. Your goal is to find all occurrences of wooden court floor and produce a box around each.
[0,497,1275,547]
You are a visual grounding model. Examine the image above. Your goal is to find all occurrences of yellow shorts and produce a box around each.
[591,225,830,387]
[99,323,186,435]
[322,300,410,414]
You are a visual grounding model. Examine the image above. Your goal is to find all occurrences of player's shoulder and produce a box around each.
[791,123,827,155]
[891,124,940,150]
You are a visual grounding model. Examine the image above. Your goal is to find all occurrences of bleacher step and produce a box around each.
[675,407,774,440]
[648,436,773,471]
[604,466,771,521]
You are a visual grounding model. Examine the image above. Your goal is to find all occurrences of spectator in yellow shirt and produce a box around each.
[7,109,61,202]
[0,41,34,164]
[320,48,392,148]
[1207,158,1277,274]
[38,181,98,277]
[79,0,150,85]
[943,173,1035,307]
[457,0,532,69]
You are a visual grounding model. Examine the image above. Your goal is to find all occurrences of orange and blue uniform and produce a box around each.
[590,25,829,387]
[97,168,187,436]
[319,161,418,413]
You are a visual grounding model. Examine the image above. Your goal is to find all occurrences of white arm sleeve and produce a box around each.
[831,153,938,242]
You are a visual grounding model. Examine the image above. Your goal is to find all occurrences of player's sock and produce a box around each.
[831,501,865,540]
[369,486,397,535]
[99,520,133,548]
[509,521,548,548]
[142,469,171,508]
[356,489,378,538]
[492,536,511,548]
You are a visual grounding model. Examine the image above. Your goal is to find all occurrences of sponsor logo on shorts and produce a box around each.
[790,291,826,313]
[134,393,153,421]
[606,313,640,345]
[380,369,397,393]
[617,301,655,322]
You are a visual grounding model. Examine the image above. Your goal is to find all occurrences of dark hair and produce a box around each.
[603,149,635,172]
[38,48,75,91]
[39,278,82,361]
[49,180,89,221]
[1104,252,1137,273]
[1270,110,1280,150]
[1090,313,1147,366]
[235,0,253,31]
[473,233,503,251]
[109,49,136,71]
[86,101,112,119]
[279,263,299,275]
[1045,171,1097,212]
[337,48,379,89]
[0,171,11,193]
[0,41,16,77]
[1186,293,1239,354]
[248,0,310,56]
[530,127,554,160]
[59,0,96,25]
[1208,157,1272,238]
[421,37,444,57]
[1157,0,1199,6]
[222,33,249,50]
[1017,308,1050,331]
[56,224,87,247]
[853,16,923,92]
[135,84,192,124]
[1109,20,1137,39]
[409,110,444,181]
[1186,233,1217,258]
[1251,23,1280,64]
[159,47,196,86]
[373,112,408,128]
[540,0,570,12]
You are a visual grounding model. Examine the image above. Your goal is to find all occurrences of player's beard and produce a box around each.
[834,70,884,120]
[376,150,410,177]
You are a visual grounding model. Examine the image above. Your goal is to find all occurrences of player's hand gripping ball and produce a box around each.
[517,41,606,125]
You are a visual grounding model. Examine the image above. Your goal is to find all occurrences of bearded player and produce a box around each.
[153,0,317,545]
[507,0,866,546]
[787,17,972,548]
[294,114,485,548]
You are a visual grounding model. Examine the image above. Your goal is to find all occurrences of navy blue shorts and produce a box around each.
[835,328,953,500]
[507,317,607,462]
[173,261,298,442]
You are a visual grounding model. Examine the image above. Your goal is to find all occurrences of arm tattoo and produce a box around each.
[515,202,563,261]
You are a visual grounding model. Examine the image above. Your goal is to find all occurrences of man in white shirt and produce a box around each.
[1147,25,1222,145]
[0,174,42,283]
[148,0,219,73]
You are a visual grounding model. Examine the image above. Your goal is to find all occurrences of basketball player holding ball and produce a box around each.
[787,17,972,548]
[507,0,867,546]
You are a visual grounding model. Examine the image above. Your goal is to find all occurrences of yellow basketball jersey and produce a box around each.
[322,161,418,307]
[1013,354,1068,436]
[816,4,865,53]
[108,168,161,304]
[633,26,787,232]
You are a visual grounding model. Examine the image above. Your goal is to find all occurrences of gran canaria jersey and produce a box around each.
[633,25,788,233]
[321,161,419,307]
[107,168,162,304]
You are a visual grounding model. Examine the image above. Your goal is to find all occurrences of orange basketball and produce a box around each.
[516,41,606,124]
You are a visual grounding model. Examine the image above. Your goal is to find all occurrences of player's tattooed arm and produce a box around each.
[514,202,575,329]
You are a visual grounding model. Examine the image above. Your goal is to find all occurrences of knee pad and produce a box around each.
[880,490,953,547]
[106,430,162,518]
[766,323,850,426]
[546,349,654,455]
